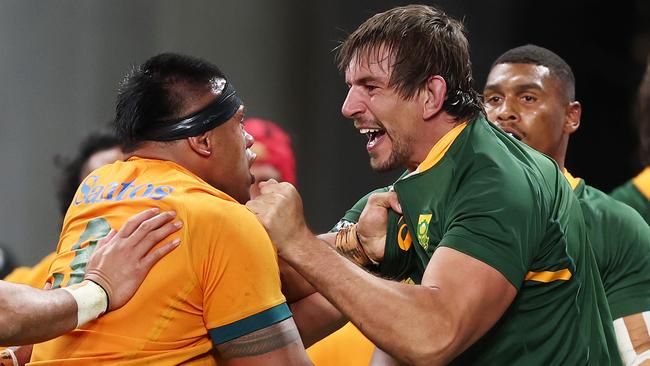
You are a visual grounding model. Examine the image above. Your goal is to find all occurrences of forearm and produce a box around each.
[279,233,335,303]
[290,292,347,347]
[282,233,347,346]
[0,281,77,346]
[280,230,456,365]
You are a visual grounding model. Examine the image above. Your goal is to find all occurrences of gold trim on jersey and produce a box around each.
[415,121,468,174]
[525,268,572,283]
[562,169,581,191]
[632,167,650,200]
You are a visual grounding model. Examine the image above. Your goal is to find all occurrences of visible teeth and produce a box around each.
[360,128,380,134]
[507,133,515,138]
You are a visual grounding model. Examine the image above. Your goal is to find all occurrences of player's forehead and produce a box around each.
[485,63,552,92]
[344,45,395,84]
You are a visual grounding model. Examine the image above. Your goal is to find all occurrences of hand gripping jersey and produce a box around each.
[333,116,620,365]
[564,171,650,320]
[29,157,290,365]
[610,167,650,225]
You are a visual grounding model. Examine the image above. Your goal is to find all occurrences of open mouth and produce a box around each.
[247,149,257,166]
[360,127,387,149]
[507,132,522,141]
[501,127,523,141]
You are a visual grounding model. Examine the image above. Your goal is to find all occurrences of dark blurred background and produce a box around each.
[0,0,647,265]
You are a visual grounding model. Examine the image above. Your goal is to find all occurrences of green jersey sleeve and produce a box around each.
[610,180,650,225]
[583,185,650,319]
[439,165,542,289]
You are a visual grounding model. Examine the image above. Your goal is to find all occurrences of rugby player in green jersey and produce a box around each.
[482,44,650,365]
[611,57,650,225]
[247,5,619,365]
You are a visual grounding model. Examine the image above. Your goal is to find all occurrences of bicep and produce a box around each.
[422,247,517,353]
[213,317,312,366]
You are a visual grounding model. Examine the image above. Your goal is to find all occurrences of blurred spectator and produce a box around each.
[0,244,16,279]
[55,130,124,215]
[244,118,296,198]
[4,130,123,287]
[610,56,650,224]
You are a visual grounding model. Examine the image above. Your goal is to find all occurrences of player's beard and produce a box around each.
[369,131,414,172]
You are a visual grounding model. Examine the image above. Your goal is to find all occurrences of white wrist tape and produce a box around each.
[0,348,18,366]
[613,312,650,366]
[62,280,108,328]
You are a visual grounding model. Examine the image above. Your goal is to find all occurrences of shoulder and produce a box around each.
[583,184,649,233]
[183,191,259,228]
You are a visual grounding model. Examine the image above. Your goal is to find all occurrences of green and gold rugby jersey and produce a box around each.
[566,171,650,320]
[334,115,620,365]
[610,167,650,225]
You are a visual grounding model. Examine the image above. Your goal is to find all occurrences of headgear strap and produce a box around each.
[142,80,242,141]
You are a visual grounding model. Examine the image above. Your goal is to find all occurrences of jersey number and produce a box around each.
[51,218,112,288]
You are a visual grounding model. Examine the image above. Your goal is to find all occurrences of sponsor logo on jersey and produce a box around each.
[73,175,174,205]
[417,214,432,250]
[397,216,412,251]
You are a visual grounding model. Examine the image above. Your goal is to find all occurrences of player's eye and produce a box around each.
[484,95,501,105]
[522,95,537,103]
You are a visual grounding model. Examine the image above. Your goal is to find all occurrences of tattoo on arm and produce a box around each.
[215,318,301,359]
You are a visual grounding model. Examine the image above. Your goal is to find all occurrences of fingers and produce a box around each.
[117,208,161,238]
[258,179,279,189]
[368,191,403,214]
[120,210,178,247]
[259,181,295,196]
[95,229,116,250]
[130,215,183,258]
[140,238,181,269]
[245,199,262,214]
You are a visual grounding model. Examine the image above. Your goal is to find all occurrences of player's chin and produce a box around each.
[369,156,396,172]
[236,188,252,204]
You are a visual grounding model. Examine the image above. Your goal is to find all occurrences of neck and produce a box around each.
[127,141,201,175]
[551,135,570,172]
[406,113,466,172]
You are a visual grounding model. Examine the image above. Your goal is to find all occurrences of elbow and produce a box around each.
[410,339,456,366]
[403,318,461,366]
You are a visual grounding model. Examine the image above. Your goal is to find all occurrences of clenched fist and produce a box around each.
[246,180,311,256]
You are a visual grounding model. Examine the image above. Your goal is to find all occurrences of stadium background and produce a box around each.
[0,0,647,265]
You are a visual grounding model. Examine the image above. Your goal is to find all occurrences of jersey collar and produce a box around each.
[632,167,650,200]
[402,121,468,179]
[562,169,582,191]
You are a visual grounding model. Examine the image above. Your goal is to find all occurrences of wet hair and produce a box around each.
[336,4,483,121]
[115,52,227,152]
[55,131,121,215]
[492,44,576,101]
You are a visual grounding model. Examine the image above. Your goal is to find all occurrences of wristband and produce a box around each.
[334,224,378,267]
[62,280,108,328]
[0,348,18,366]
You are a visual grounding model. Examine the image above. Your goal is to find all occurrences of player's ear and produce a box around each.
[187,131,212,157]
[423,75,447,120]
[564,101,581,135]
